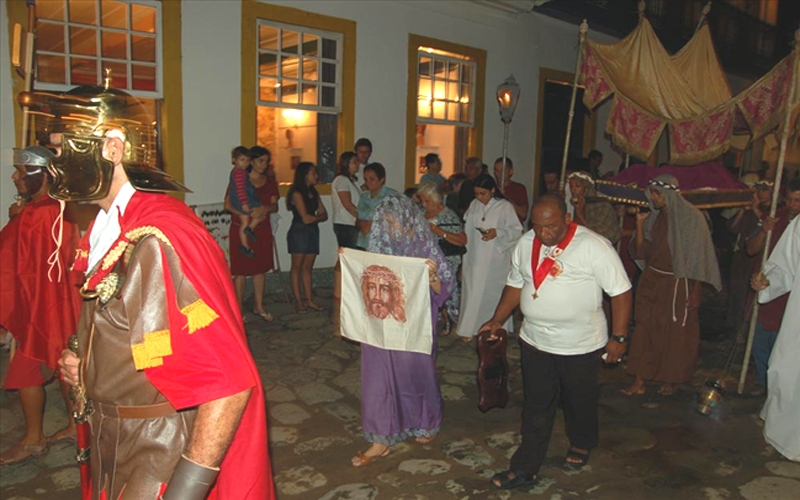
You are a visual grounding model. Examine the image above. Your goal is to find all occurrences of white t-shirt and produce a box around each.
[507,225,631,355]
[331,175,361,225]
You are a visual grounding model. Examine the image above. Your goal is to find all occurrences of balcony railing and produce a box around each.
[533,0,791,79]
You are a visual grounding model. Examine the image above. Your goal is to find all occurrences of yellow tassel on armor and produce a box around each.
[181,299,219,334]
[131,330,172,370]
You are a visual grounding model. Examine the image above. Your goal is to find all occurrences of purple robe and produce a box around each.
[361,194,455,445]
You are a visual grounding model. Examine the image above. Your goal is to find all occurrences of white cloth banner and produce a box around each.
[340,248,432,354]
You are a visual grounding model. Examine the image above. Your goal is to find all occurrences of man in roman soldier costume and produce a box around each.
[19,84,274,499]
[0,146,82,465]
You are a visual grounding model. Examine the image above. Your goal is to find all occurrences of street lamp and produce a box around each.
[496,74,521,190]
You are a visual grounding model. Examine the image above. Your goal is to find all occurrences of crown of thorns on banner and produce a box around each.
[360,265,407,320]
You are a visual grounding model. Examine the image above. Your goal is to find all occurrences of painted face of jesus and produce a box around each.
[365,275,393,320]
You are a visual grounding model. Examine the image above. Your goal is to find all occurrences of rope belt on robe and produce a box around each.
[648,266,690,326]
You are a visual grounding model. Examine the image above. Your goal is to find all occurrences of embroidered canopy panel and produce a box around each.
[580,19,799,165]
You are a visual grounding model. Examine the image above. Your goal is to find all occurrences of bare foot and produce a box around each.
[0,440,47,465]
[620,383,645,396]
[46,426,77,445]
[351,443,390,467]
[415,435,436,444]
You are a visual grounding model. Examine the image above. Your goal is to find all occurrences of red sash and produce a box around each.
[531,222,578,296]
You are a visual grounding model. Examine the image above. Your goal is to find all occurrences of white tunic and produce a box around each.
[758,216,800,462]
[457,197,522,338]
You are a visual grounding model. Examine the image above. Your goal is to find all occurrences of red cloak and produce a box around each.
[77,191,274,500]
[0,197,82,380]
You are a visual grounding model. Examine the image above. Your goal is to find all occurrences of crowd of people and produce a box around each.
[1,80,798,498]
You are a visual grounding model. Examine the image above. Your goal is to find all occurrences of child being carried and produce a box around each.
[228,145,261,258]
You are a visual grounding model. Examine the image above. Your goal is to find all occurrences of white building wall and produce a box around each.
[0,0,618,268]
[1,2,18,228]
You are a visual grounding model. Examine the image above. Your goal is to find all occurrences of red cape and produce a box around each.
[78,191,274,500]
[0,197,81,369]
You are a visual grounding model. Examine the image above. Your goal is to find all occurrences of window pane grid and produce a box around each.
[416,50,475,125]
[34,0,161,97]
[257,20,342,113]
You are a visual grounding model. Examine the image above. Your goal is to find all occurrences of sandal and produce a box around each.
[491,468,538,490]
[295,303,308,315]
[305,300,324,312]
[351,447,390,467]
[564,447,590,470]
[253,310,276,323]
[657,384,675,396]
[0,441,47,466]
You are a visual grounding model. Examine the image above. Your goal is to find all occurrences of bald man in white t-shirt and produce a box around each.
[480,194,632,490]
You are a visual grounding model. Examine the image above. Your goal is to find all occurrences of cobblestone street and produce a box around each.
[1,286,799,500]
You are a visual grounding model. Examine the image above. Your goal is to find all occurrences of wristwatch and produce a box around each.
[610,334,628,344]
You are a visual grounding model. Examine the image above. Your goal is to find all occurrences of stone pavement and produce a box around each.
[2,286,799,500]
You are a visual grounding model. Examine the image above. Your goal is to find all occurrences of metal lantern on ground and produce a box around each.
[496,75,521,190]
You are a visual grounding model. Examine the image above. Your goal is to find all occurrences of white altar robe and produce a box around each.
[758,216,800,462]
[457,197,522,338]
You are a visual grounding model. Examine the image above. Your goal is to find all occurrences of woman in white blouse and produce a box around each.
[457,173,523,341]
[331,151,362,314]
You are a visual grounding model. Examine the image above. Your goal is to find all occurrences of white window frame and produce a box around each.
[256,20,343,114]
[416,50,476,126]
[33,0,163,99]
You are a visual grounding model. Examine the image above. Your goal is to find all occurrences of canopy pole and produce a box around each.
[738,29,800,395]
[559,20,588,191]
[695,2,712,34]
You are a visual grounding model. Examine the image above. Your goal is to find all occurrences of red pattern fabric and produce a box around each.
[581,46,613,109]
[737,55,793,139]
[669,109,733,164]
[607,98,665,160]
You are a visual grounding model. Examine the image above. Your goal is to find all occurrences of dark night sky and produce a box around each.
[777,1,800,35]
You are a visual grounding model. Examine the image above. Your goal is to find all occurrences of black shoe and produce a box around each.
[491,469,538,490]
[244,227,258,242]
[240,245,256,258]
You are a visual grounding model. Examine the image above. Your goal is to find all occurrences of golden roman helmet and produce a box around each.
[18,85,190,202]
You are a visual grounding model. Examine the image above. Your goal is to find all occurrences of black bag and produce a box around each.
[436,223,466,256]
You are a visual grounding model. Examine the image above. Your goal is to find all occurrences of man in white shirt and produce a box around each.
[480,194,632,490]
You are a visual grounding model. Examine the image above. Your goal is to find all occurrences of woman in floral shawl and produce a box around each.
[352,194,455,467]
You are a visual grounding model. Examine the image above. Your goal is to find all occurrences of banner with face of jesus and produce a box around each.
[340,248,433,354]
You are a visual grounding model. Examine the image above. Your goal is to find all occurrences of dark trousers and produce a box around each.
[510,341,601,475]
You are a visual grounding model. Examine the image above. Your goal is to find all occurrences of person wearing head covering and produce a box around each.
[351,194,455,467]
[29,85,274,499]
[751,214,800,461]
[567,171,620,245]
[0,146,82,465]
[622,174,721,396]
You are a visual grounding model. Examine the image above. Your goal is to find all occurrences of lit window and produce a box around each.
[257,21,342,113]
[256,20,343,184]
[34,0,161,97]
[417,47,476,126]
